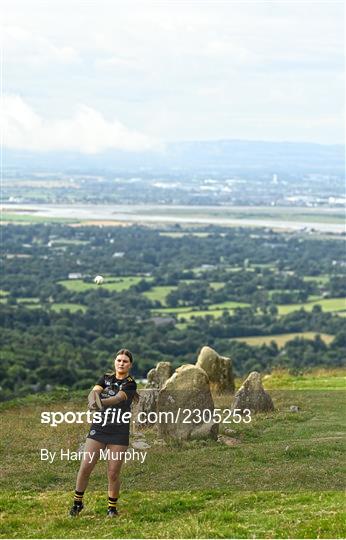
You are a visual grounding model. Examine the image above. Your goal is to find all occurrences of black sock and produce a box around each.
[74,490,84,506]
[108,496,118,509]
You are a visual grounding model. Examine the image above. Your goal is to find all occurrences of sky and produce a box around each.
[1,0,345,154]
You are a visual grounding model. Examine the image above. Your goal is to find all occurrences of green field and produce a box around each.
[143,282,210,304]
[58,276,152,293]
[262,368,346,390]
[232,332,335,347]
[155,305,248,322]
[209,282,225,291]
[1,212,77,224]
[153,297,345,323]
[278,297,346,315]
[17,297,40,304]
[0,370,345,538]
[178,309,227,320]
[51,303,87,314]
[209,301,251,310]
[303,275,330,284]
[143,286,178,304]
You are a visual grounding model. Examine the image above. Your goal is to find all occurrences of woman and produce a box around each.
[69,348,137,517]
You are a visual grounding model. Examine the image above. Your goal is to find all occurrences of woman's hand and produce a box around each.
[87,390,97,410]
[87,390,104,411]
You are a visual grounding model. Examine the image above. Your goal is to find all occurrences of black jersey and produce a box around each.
[91,373,137,434]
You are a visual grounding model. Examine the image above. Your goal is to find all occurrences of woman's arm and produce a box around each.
[87,385,104,409]
[100,390,127,408]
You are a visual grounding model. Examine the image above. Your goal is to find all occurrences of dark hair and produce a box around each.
[114,348,133,363]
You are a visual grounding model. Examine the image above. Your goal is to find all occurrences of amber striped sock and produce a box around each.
[108,496,118,509]
[74,490,84,506]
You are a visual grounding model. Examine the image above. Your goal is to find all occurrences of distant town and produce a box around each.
[2,170,345,208]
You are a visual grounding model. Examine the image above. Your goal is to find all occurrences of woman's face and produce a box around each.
[114,353,132,376]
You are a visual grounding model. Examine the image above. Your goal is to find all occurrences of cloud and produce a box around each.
[4,25,80,66]
[204,40,257,64]
[95,56,137,69]
[2,95,161,153]
[2,2,344,144]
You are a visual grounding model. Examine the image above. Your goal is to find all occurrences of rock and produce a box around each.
[217,435,241,446]
[132,431,145,438]
[157,364,218,442]
[146,361,173,389]
[133,388,159,427]
[223,428,237,436]
[289,405,300,413]
[231,371,274,413]
[133,362,174,427]
[196,346,235,394]
[131,440,151,450]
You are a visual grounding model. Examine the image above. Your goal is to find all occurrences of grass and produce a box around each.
[0,490,344,538]
[58,276,152,293]
[153,301,249,320]
[209,301,251,310]
[178,309,227,320]
[209,282,225,291]
[1,212,77,224]
[154,297,345,322]
[0,370,345,538]
[16,297,40,304]
[152,306,196,314]
[143,286,178,305]
[262,368,346,390]
[50,303,87,314]
[231,332,335,347]
[143,283,225,305]
[303,275,330,284]
[278,297,346,315]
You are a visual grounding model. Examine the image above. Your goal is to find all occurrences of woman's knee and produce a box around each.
[107,465,121,482]
[79,460,96,476]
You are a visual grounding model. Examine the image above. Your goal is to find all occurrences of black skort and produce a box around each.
[87,428,129,446]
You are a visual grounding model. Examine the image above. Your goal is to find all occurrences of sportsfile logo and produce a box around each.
[41,408,252,427]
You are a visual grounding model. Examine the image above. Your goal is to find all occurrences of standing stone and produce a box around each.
[157,364,218,441]
[135,362,174,427]
[231,371,274,413]
[134,388,159,427]
[146,361,173,389]
[196,346,235,394]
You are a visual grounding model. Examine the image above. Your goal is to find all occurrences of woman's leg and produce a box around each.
[106,444,128,498]
[75,438,106,492]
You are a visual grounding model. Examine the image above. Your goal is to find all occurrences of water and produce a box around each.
[1,203,345,233]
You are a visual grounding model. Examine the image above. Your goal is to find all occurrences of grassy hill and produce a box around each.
[1,369,345,538]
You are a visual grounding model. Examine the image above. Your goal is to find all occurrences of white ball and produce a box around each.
[94,275,104,285]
